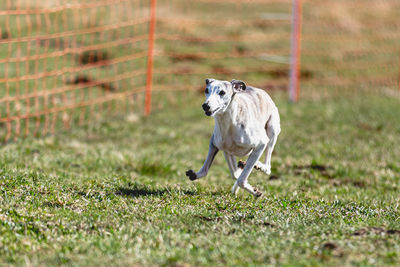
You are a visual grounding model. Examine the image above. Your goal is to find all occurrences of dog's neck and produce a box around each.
[214,94,237,130]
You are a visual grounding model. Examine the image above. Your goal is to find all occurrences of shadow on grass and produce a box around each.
[116,185,197,198]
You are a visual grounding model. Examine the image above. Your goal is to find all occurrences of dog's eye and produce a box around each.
[205,88,209,94]
[219,91,225,96]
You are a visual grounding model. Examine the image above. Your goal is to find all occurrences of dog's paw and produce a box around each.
[237,160,246,169]
[185,169,197,181]
[253,187,263,198]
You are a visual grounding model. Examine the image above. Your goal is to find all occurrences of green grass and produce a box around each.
[1,91,399,266]
[1,0,400,265]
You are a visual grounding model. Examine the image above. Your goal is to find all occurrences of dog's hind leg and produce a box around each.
[264,109,281,175]
[186,135,219,181]
[224,152,242,180]
[237,160,269,175]
[239,110,280,176]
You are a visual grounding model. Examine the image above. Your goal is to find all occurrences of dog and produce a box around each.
[185,78,281,197]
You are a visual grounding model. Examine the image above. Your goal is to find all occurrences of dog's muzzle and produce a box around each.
[202,103,212,116]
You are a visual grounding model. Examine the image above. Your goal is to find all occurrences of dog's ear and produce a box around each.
[205,78,215,85]
[231,79,246,92]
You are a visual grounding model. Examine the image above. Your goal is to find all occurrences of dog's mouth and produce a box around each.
[205,107,221,117]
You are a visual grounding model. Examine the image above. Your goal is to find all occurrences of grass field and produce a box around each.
[1,0,400,266]
[1,91,399,266]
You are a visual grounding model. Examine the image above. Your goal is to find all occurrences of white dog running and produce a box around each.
[186,78,281,197]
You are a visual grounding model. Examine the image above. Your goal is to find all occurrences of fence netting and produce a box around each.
[153,0,293,93]
[0,0,150,142]
[300,0,400,98]
[1,0,399,142]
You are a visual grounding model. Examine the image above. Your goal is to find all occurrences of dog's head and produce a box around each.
[202,78,246,116]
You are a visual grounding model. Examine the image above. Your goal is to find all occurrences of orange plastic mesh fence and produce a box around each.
[0,0,150,143]
[152,0,400,97]
[299,0,400,98]
[152,0,293,93]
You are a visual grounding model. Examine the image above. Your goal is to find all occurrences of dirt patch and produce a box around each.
[357,123,384,132]
[322,242,338,250]
[194,215,222,222]
[174,66,195,75]
[261,82,287,91]
[299,69,314,79]
[78,50,111,66]
[116,187,167,198]
[252,20,273,29]
[294,164,334,178]
[269,175,280,180]
[66,75,117,92]
[269,69,288,79]
[268,68,314,80]
[170,53,203,62]
[36,38,68,50]
[234,45,248,55]
[321,242,344,257]
[212,65,234,75]
[1,31,10,40]
[258,221,275,227]
[197,85,206,95]
[330,178,367,188]
[353,227,400,236]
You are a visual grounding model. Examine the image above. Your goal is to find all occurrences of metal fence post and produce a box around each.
[145,0,157,116]
[289,0,302,102]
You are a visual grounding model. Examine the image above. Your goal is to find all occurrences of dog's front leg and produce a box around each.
[232,143,266,197]
[186,135,219,181]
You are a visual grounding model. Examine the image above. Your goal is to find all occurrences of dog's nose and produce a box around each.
[202,103,210,112]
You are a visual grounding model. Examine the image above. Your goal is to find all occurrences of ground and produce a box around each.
[1,91,399,266]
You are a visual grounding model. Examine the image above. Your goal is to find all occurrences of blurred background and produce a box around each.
[0,0,399,142]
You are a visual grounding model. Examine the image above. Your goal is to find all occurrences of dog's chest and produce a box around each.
[213,124,254,156]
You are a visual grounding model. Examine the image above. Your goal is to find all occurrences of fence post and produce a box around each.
[289,0,302,102]
[145,0,157,116]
